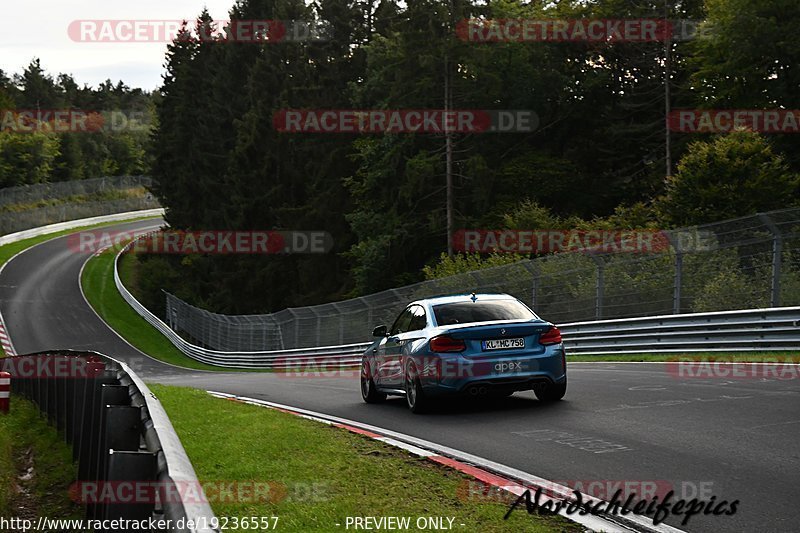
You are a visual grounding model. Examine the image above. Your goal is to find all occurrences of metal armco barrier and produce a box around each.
[560,306,800,355]
[0,208,164,247]
[114,240,367,369]
[2,351,218,532]
[114,236,800,367]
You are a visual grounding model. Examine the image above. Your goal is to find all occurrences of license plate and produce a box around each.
[482,338,525,351]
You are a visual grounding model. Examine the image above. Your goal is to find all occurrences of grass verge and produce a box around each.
[0,397,81,520]
[151,384,577,533]
[80,247,227,371]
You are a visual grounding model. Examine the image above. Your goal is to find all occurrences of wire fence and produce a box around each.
[0,176,159,235]
[160,208,800,352]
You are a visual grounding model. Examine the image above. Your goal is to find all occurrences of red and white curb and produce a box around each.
[0,243,23,358]
[0,310,16,356]
[207,391,685,533]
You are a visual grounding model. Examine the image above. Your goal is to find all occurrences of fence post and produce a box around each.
[309,308,322,347]
[365,300,373,331]
[104,450,157,522]
[286,309,299,349]
[330,304,343,345]
[77,370,118,482]
[56,356,68,435]
[520,261,540,311]
[590,256,605,320]
[674,250,683,314]
[666,231,684,314]
[759,213,782,307]
[271,315,286,351]
[89,384,132,519]
[164,292,172,330]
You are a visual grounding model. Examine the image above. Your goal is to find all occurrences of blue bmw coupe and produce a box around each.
[360,293,566,413]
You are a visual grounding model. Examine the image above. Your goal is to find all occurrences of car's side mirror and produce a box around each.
[372,325,387,337]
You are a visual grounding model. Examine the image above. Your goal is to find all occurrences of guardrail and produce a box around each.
[0,208,165,246]
[115,240,367,368]
[2,350,218,532]
[115,238,800,367]
[560,306,800,355]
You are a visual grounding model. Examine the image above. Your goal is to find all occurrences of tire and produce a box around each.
[405,362,430,414]
[534,379,567,402]
[361,358,386,403]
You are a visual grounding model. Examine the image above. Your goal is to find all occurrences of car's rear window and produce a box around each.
[432,300,537,326]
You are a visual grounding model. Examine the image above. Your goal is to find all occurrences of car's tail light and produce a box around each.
[539,326,562,345]
[430,335,466,352]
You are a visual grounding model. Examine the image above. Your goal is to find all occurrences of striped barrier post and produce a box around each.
[0,371,9,414]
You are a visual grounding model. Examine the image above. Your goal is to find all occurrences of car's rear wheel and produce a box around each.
[534,379,567,402]
[405,362,429,414]
[361,358,386,403]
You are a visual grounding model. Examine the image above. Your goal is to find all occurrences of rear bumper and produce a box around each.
[416,346,566,396]
[458,375,561,395]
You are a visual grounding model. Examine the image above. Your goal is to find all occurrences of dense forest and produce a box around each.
[0,59,153,186]
[4,0,800,315]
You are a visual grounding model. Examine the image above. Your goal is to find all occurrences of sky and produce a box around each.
[2,1,236,91]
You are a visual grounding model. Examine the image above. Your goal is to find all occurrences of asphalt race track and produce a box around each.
[1,220,798,533]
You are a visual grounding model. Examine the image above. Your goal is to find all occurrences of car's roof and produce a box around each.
[411,293,516,307]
